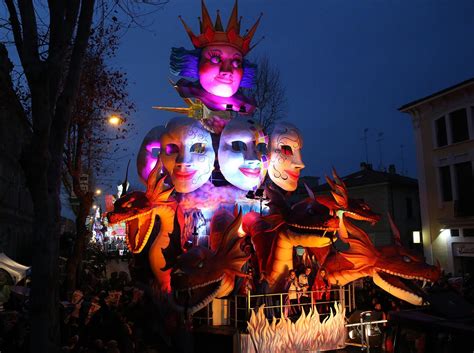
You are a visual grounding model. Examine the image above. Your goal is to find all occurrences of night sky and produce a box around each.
[106,0,474,192]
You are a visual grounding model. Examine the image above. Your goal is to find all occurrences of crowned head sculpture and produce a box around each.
[170,0,260,113]
[268,122,305,191]
[160,117,215,193]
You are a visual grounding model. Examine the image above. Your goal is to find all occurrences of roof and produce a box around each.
[398,77,474,112]
[316,168,418,191]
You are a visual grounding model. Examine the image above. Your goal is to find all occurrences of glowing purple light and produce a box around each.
[141,142,161,181]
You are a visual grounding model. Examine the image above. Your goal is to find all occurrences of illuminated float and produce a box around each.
[108,1,440,352]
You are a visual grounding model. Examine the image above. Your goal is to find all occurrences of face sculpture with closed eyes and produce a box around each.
[198,45,244,98]
[160,117,215,193]
[218,118,268,191]
[268,122,305,191]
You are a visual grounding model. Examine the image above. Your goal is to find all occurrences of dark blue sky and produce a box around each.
[109,0,474,191]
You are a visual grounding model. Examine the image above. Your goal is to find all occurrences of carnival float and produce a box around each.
[107,2,440,352]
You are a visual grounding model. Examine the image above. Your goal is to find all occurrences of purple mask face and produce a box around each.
[198,45,244,98]
[136,126,165,185]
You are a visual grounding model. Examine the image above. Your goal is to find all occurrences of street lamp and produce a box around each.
[108,114,123,126]
[95,189,102,195]
[92,204,97,210]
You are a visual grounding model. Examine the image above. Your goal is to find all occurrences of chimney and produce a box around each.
[360,162,373,171]
[388,164,396,174]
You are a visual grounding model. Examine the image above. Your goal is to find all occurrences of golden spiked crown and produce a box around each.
[179,0,262,55]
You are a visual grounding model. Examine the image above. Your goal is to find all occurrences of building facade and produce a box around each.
[312,164,422,248]
[400,78,474,275]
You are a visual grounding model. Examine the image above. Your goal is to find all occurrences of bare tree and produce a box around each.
[62,23,135,293]
[249,56,287,132]
[0,1,166,351]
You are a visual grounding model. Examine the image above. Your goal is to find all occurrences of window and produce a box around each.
[406,197,413,219]
[439,166,452,201]
[455,162,473,202]
[451,229,460,237]
[450,109,469,143]
[435,117,448,147]
[464,228,474,237]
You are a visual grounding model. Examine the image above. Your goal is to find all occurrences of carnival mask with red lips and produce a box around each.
[269,122,305,191]
[160,117,215,193]
[218,118,267,191]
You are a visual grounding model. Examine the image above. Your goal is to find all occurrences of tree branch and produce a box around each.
[17,0,41,69]
[49,0,94,176]
[4,0,24,61]
[0,43,29,131]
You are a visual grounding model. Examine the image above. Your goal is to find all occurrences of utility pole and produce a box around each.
[361,128,369,163]
[376,132,384,171]
[400,144,405,175]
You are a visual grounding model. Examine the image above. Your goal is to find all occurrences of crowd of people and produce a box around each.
[2,235,474,353]
[236,244,335,321]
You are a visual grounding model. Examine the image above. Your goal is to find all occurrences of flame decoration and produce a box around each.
[244,303,346,353]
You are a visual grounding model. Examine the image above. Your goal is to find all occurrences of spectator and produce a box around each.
[256,272,274,318]
[285,269,301,319]
[312,268,331,314]
[298,266,312,314]
[239,268,255,296]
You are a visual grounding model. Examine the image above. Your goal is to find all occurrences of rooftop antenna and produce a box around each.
[361,128,369,163]
[376,132,384,171]
[400,144,405,175]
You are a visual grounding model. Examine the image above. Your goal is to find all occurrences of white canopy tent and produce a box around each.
[0,253,30,284]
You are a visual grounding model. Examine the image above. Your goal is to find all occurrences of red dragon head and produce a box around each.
[107,165,175,253]
[265,183,340,235]
[169,209,249,314]
[317,168,381,224]
[315,169,380,243]
[325,215,440,305]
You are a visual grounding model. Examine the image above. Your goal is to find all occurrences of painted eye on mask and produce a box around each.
[280,145,293,156]
[231,58,242,68]
[210,55,221,64]
[190,143,206,154]
[231,141,247,152]
[165,144,179,155]
[256,143,267,155]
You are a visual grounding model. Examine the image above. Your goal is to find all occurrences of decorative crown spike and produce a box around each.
[179,0,262,55]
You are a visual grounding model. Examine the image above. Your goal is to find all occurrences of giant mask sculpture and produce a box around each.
[136,125,165,185]
[218,117,268,191]
[170,0,259,113]
[160,117,215,193]
[268,122,305,191]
